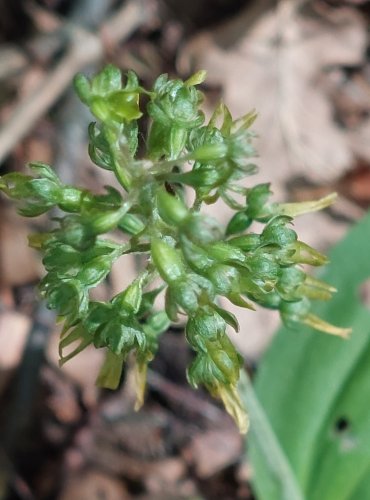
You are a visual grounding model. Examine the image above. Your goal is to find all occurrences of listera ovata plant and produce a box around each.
[0,65,351,433]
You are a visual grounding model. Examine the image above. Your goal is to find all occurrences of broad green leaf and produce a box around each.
[249,211,370,500]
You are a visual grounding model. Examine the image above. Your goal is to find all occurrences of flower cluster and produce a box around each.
[0,65,350,433]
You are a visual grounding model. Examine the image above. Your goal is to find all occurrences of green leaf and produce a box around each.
[249,211,370,500]
[239,370,304,500]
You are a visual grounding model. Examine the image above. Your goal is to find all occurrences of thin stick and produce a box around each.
[0,0,154,164]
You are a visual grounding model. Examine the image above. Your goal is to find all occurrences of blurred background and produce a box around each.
[0,0,369,498]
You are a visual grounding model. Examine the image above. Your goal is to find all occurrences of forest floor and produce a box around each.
[0,0,370,498]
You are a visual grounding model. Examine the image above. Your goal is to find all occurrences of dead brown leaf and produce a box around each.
[0,206,42,287]
[179,1,367,182]
[58,470,130,500]
[183,426,242,478]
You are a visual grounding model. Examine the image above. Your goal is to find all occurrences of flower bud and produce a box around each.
[151,238,186,284]
[59,187,84,212]
[90,206,131,234]
[245,252,279,283]
[59,216,95,250]
[246,183,274,221]
[183,214,223,245]
[261,216,297,247]
[276,267,305,300]
[77,256,113,287]
[279,297,311,328]
[169,165,227,188]
[186,307,226,347]
[206,264,240,295]
[118,213,146,235]
[73,73,91,105]
[226,211,252,236]
[192,143,229,162]
[156,188,189,226]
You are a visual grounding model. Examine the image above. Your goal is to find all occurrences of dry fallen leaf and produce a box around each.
[0,207,42,287]
[58,470,130,500]
[0,311,30,396]
[183,426,242,478]
[179,0,367,182]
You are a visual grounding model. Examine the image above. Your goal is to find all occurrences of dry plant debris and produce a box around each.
[179,0,368,182]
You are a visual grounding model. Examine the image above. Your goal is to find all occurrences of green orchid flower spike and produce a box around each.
[0,65,351,433]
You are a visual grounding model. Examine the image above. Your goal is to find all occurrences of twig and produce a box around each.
[0,0,155,165]
[147,369,225,423]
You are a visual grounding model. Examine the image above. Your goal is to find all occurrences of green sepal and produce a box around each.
[184,70,207,87]
[212,304,240,332]
[289,241,329,267]
[112,278,144,314]
[232,109,258,131]
[59,324,92,365]
[96,350,125,390]
[227,292,256,310]
[138,287,165,317]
